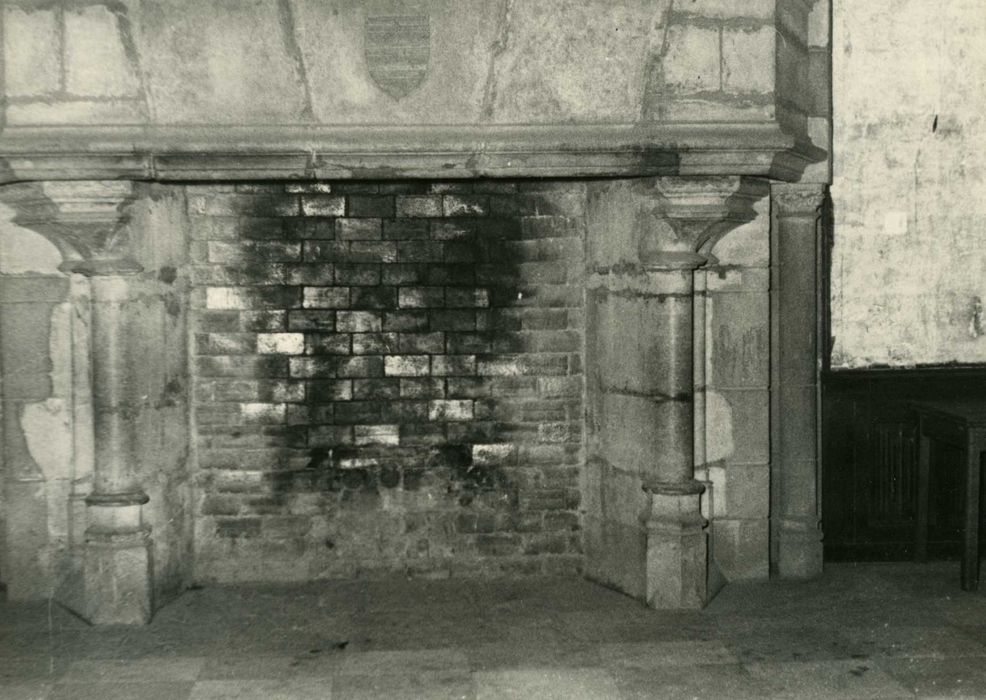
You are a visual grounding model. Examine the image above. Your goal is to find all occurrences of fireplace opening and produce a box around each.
[189,179,586,582]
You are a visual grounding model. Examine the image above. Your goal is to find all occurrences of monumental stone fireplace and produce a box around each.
[0,0,831,623]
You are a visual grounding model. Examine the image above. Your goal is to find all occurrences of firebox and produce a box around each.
[189,180,586,582]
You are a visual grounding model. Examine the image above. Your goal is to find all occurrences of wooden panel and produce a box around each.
[869,421,916,527]
[822,367,981,561]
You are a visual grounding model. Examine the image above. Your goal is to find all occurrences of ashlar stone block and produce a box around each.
[3,6,60,97]
[663,25,721,93]
[722,26,775,95]
[64,5,141,98]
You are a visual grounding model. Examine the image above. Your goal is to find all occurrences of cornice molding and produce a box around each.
[0,123,827,184]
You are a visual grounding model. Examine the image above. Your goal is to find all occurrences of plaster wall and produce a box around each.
[831,0,986,368]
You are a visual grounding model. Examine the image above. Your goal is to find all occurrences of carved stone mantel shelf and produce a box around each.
[0,123,824,184]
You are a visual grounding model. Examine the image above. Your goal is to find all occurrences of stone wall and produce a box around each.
[0,0,801,131]
[831,0,986,367]
[187,181,585,582]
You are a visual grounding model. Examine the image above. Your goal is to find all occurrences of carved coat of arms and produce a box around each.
[364,0,431,99]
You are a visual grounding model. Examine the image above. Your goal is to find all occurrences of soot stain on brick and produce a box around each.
[218,180,533,524]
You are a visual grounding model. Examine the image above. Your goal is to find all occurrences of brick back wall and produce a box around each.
[186,181,586,582]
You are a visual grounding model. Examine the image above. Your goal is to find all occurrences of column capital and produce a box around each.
[639,177,770,270]
[0,180,141,269]
[771,183,827,218]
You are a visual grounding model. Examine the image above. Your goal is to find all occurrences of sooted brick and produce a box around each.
[189,181,585,578]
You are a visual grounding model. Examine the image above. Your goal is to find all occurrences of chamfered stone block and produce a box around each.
[646,490,708,609]
[82,528,154,625]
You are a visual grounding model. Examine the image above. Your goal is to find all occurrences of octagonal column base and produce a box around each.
[645,481,708,609]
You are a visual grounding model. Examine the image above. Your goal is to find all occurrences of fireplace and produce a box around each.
[0,0,830,623]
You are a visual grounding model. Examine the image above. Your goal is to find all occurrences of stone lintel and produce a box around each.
[0,123,826,183]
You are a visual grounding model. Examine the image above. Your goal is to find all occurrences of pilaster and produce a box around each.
[771,183,827,579]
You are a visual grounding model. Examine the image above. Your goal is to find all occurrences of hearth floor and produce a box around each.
[1,562,985,699]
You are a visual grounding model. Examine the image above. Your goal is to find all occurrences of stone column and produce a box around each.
[771,183,827,579]
[63,257,154,624]
[641,178,769,609]
[584,176,767,609]
[640,250,710,609]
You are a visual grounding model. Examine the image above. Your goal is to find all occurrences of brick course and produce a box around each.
[189,180,586,581]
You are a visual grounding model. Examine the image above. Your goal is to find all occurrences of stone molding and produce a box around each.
[0,123,825,184]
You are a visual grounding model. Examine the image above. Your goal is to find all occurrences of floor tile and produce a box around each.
[62,657,205,682]
[613,663,771,700]
[721,623,865,663]
[48,681,194,700]
[0,656,68,682]
[197,652,343,680]
[840,624,986,660]
[465,640,598,671]
[333,670,474,700]
[597,640,739,669]
[339,648,470,674]
[878,656,986,697]
[474,668,622,700]
[746,659,914,698]
[188,679,331,700]
[0,682,53,700]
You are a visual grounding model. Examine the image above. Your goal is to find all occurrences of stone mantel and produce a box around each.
[0,123,823,184]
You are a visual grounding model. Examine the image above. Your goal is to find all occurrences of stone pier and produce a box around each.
[584,177,769,609]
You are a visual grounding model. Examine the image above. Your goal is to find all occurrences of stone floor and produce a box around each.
[1,562,985,699]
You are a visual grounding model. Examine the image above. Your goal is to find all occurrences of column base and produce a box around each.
[57,500,155,625]
[644,481,709,609]
[81,527,154,625]
[776,518,823,579]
